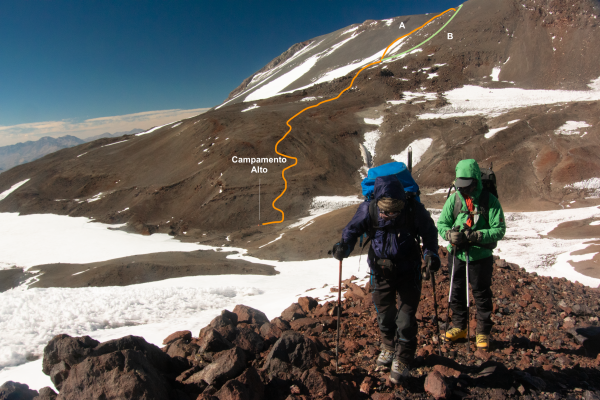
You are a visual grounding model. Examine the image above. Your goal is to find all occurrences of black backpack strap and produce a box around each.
[362,200,379,249]
[478,190,490,226]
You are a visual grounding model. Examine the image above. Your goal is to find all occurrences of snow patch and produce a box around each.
[171,122,182,128]
[0,179,30,202]
[491,67,501,81]
[241,104,260,112]
[288,196,362,230]
[390,138,432,166]
[258,233,284,249]
[300,97,317,102]
[364,116,383,125]
[554,121,591,135]
[362,130,381,159]
[485,126,509,139]
[418,84,600,120]
[136,122,175,136]
[387,92,437,105]
[101,140,127,148]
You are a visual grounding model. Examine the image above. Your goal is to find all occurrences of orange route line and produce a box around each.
[263,7,457,226]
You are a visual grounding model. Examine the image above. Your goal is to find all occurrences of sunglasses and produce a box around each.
[380,210,399,217]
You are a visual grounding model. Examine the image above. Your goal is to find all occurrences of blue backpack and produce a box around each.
[359,162,422,250]
[361,162,421,202]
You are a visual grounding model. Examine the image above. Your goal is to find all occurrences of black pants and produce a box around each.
[371,267,422,364]
[449,254,494,334]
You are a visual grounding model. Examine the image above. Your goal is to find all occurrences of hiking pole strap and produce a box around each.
[336,259,342,373]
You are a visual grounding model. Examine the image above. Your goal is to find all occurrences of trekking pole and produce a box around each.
[430,268,442,356]
[446,245,456,342]
[335,259,342,373]
[465,248,470,353]
[408,146,413,172]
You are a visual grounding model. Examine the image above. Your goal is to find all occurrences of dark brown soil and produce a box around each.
[28,250,277,289]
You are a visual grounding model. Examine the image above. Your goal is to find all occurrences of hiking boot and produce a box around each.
[476,333,490,349]
[445,328,467,342]
[390,357,410,384]
[376,348,394,366]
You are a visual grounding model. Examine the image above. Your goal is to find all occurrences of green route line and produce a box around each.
[383,4,463,62]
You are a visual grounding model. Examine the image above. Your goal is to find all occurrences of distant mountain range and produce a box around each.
[0,129,143,172]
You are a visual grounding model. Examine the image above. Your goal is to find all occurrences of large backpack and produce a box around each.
[359,162,421,251]
[361,162,420,202]
[447,163,498,249]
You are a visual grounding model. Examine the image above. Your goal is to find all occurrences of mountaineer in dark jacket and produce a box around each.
[332,175,439,384]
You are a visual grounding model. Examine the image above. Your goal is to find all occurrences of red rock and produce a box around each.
[290,318,320,331]
[298,297,318,313]
[522,293,532,302]
[232,325,264,357]
[186,346,246,387]
[312,304,329,318]
[233,305,269,325]
[0,381,39,400]
[475,349,491,361]
[343,339,360,353]
[424,370,450,399]
[281,303,306,321]
[302,368,330,397]
[163,330,192,345]
[198,329,234,354]
[531,302,543,310]
[433,364,460,378]
[371,393,395,400]
[359,376,373,394]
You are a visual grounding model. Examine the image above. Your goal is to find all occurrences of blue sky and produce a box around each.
[0,0,459,145]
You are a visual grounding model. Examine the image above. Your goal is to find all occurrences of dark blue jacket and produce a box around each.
[342,175,439,272]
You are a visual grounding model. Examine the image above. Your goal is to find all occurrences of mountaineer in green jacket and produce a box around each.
[437,159,506,349]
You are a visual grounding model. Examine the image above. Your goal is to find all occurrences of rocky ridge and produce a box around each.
[2,248,600,400]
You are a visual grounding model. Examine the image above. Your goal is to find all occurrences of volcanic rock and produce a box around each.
[42,334,99,376]
[163,330,192,345]
[424,370,450,399]
[57,349,174,400]
[34,387,58,400]
[232,324,264,358]
[233,305,269,326]
[198,329,234,354]
[568,326,600,357]
[263,331,320,375]
[186,346,246,387]
[0,381,38,400]
[281,303,306,321]
[297,297,318,314]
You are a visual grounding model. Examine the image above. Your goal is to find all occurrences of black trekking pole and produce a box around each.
[446,245,456,344]
[465,247,471,353]
[430,268,442,356]
[335,259,342,373]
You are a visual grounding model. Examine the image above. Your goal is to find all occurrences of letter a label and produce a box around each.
[447,33,453,39]
[399,22,406,29]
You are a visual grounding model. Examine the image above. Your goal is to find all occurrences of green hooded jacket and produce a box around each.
[437,159,506,261]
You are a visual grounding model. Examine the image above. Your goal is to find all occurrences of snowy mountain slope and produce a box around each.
[0,0,598,251]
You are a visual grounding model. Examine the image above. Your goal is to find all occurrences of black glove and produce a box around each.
[332,241,350,260]
[445,230,466,245]
[426,255,441,272]
[465,229,483,244]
